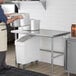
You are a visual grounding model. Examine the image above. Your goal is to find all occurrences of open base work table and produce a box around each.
[11,29,70,76]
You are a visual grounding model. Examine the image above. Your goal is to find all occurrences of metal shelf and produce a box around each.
[40,49,64,59]
[40,0,46,9]
[12,0,46,9]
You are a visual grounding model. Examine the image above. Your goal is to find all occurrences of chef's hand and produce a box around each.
[16,15,23,19]
[7,15,23,24]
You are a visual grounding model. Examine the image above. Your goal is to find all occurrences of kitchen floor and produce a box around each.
[6,43,75,76]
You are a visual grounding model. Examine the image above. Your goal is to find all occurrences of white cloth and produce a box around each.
[0,23,7,51]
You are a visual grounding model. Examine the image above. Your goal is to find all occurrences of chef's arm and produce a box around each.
[5,13,14,17]
[5,14,11,17]
[6,15,23,24]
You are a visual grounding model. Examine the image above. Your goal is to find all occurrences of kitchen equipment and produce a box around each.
[65,38,76,75]
[12,18,20,27]
[31,19,40,31]
[12,0,46,9]
[20,13,30,26]
[71,24,76,37]
[1,3,18,13]
[10,13,20,27]
[10,13,30,27]
[15,35,40,65]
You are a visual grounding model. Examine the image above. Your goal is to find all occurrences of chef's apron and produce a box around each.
[0,23,7,52]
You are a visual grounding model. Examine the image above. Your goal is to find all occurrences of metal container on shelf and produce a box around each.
[20,13,30,27]
[10,13,30,27]
[12,18,20,27]
[31,19,40,31]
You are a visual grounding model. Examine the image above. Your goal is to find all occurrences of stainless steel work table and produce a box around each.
[11,29,70,76]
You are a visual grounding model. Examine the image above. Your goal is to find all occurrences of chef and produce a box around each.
[0,0,23,71]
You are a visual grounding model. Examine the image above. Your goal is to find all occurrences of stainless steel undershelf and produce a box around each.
[40,49,64,54]
[40,49,64,58]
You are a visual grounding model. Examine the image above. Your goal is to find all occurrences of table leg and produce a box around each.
[15,33,17,40]
[68,72,70,76]
[14,33,17,66]
[51,38,54,76]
